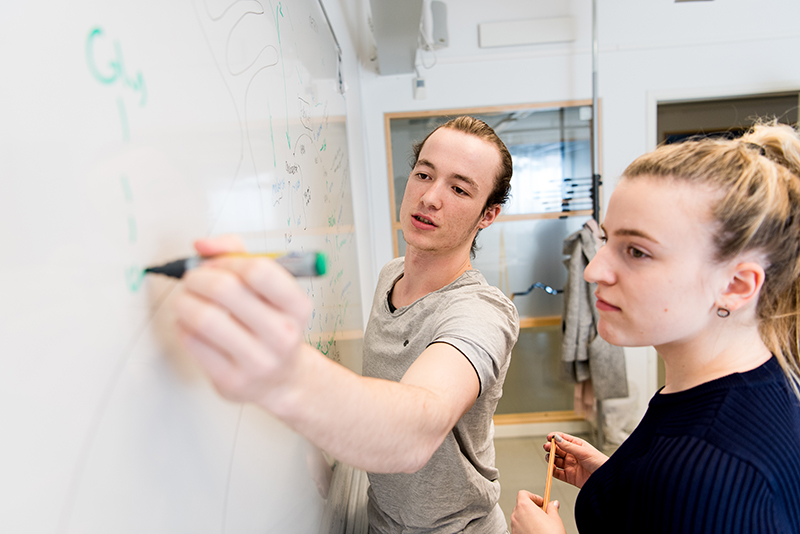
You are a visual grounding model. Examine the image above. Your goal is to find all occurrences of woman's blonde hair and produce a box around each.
[623,121,800,399]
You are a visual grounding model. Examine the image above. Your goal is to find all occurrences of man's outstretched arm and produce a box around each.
[174,236,480,473]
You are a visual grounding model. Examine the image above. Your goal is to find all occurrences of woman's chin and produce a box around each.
[597,322,627,347]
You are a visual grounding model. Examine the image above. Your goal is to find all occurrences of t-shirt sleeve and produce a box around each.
[432,287,519,396]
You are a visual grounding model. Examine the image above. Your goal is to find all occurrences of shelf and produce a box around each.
[496,210,593,222]
[494,410,584,426]
[518,316,562,328]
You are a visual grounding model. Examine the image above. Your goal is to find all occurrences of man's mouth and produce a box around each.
[413,214,435,226]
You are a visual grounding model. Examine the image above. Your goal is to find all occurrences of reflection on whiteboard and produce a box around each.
[0,1,362,532]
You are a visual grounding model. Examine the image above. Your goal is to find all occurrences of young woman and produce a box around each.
[511,122,800,534]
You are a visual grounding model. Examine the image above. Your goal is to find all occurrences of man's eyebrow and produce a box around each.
[600,224,660,244]
[416,158,479,189]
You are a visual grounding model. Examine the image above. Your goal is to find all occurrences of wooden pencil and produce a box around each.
[542,436,556,510]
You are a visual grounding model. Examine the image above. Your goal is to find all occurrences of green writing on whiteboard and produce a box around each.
[125,265,146,293]
[119,174,134,203]
[86,27,147,106]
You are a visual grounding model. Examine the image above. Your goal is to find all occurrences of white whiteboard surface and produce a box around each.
[0,1,363,532]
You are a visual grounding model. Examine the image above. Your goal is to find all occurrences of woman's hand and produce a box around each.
[544,432,608,489]
[510,490,566,534]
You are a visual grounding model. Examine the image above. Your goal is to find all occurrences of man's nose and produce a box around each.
[420,181,445,208]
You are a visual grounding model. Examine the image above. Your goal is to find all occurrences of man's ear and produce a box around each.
[719,261,766,312]
[478,204,501,229]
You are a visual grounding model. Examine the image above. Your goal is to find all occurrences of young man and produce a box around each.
[174,116,519,533]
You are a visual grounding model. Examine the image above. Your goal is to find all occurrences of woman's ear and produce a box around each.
[719,261,766,312]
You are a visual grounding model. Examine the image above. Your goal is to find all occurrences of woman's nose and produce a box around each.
[584,244,613,285]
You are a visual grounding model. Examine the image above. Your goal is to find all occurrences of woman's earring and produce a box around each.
[717,307,731,318]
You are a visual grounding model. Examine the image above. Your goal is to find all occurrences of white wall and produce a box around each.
[322,0,376,329]
[350,0,800,421]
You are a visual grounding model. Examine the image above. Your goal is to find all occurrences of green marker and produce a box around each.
[144,251,327,279]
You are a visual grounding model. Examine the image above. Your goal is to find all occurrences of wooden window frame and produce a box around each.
[385,101,604,425]
[384,99,603,258]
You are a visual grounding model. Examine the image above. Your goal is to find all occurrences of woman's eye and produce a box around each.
[453,186,467,196]
[599,234,608,244]
[628,246,647,259]
[416,172,430,180]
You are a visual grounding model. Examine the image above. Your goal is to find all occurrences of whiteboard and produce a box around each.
[0,1,363,532]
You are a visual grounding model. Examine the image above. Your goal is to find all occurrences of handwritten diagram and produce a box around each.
[190,2,363,530]
[193,0,361,352]
[28,2,363,533]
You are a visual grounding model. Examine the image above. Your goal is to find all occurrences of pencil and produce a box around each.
[542,436,556,510]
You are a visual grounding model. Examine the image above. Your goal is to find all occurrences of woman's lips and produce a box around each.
[595,296,621,312]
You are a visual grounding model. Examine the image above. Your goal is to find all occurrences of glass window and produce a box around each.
[385,102,600,417]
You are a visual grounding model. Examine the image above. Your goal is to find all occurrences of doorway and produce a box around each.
[654,90,800,388]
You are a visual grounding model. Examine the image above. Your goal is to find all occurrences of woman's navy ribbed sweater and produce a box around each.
[575,357,800,533]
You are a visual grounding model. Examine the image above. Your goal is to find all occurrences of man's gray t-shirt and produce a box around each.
[362,257,519,533]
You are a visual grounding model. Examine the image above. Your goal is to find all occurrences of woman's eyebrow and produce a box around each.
[600,224,660,244]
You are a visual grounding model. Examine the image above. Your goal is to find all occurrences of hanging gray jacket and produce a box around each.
[561,220,628,400]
